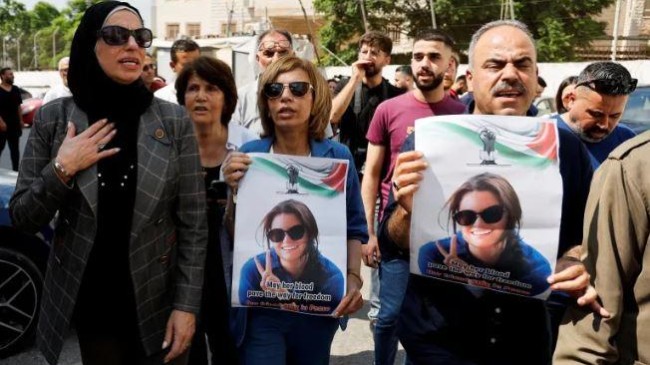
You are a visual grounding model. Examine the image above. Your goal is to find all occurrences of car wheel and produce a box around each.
[0,247,43,357]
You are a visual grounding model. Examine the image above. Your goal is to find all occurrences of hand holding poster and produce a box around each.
[411,115,563,299]
[232,153,349,315]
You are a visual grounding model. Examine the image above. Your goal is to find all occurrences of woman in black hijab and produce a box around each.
[10,2,207,364]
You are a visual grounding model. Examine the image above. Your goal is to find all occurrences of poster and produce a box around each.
[231,153,349,315]
[411,115,563,299]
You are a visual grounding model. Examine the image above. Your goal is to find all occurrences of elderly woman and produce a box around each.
[418,173,552,297]
[9,2,206,364]
[175,55,256,365]
[224,56,368,364]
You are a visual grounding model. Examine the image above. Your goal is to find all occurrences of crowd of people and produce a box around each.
[3,1,649,364]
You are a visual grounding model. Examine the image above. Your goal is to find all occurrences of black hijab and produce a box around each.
[68,1,153,123]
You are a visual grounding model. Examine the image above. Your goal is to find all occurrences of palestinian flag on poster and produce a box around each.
[250,155,348,198]
[429,118,558,168]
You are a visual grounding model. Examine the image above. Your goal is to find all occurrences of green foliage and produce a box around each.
[0,0,102,70]
[314,0,616,65]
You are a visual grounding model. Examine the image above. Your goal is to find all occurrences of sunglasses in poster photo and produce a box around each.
[268,225,306,243]
[97,25,153,48]
[453,205,505,226]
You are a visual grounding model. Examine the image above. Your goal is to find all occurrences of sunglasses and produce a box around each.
[268,225,306,243]
[260,49,291,59]
[259,40,292,51]
[577,78,638,95]
[453,205,505,226]
[97,25,153,48]
[143,64,156,72]
[264,82,313,99]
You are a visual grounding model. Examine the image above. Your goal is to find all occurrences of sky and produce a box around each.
[18,0,153,27]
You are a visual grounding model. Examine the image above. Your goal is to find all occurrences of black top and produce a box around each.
[337,77,404,170]
[0,85,22,132]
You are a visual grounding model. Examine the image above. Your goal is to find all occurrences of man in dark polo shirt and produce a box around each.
[0,67,24,171]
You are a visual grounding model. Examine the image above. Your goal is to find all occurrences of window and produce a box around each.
[187,23,201,38]
[221,22,237,36]
[166,23,180,40]
[387,25,401,44]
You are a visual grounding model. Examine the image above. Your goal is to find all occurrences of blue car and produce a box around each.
[0,168,52,357]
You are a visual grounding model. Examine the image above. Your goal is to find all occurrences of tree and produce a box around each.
[314,0,616,65]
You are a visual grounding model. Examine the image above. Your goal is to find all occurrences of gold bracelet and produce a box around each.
[347,270,363,288]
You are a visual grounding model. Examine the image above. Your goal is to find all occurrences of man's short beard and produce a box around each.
[365,66,379,78]
[568,115,609,143]
[415,72,444,92]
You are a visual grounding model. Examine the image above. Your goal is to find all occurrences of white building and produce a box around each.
[153,0,317,40]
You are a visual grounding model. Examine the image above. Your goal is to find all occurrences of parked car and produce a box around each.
[18,88,43,127]
[619,86,650,134]
[0,168,51,358]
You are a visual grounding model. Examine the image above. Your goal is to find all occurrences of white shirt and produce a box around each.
[154,84,178,104]
[42,84,72,104]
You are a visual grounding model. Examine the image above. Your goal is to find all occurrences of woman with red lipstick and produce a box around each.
[175,56,256,365]
[418,173,552,297]
[10,2,207,364]
[223,56,367,364]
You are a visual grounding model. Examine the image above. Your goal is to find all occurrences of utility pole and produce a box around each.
[16,35,22,71]
[226,1,235,37]
[33,30,42,70]
[611,0,622,60]
[429,0,437,29]
[359,0,369,33]
[2,37,6,66]
[500,0,515,20]
[52,27,59,69]
[297,0,321,64]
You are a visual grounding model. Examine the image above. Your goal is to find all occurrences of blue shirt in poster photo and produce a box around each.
[418,231,552,297]
[239,249,344,315]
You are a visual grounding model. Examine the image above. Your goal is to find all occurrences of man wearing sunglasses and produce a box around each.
[141,53,166,92]
[43,57,72,104]
[231,29,295,136]
[379,20,604,364]
[154,39,200,103]
[362,28,465,365]
[554,61,637,168]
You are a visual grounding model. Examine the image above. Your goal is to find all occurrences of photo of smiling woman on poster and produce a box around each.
[418,172,552,297]
[238,199,344,314]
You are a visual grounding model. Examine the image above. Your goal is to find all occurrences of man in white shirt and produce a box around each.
[42,57,72,104]
[154,39,200,103]
[231,29,295,136]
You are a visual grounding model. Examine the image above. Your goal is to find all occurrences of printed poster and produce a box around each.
[232,153,349,315]
[411,115,563,299]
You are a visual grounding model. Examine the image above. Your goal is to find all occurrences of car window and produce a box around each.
[620,86,650,134]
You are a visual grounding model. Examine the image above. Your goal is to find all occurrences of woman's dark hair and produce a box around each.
[175,56,238,126]
[261,199,319,257]
[445,173,522,238]
[555,75,578,114]
[257,56,330,140]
